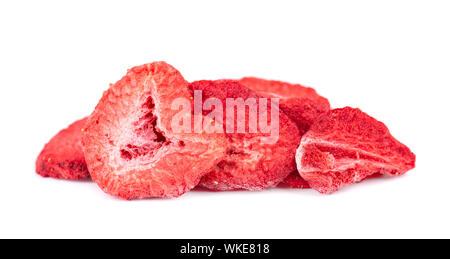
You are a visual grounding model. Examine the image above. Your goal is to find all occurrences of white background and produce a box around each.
[0,0,449,239]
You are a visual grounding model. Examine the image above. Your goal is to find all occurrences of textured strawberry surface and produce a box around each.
[36,118,90,180]
[239,77,330,135]
[296,107,416,194]
[190,80,301,191]
[239,77,331,189]
[82,62,226,199]
[282,173,310,189]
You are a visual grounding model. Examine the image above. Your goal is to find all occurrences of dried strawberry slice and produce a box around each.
[239,77,330,135]
[82,62,226,199]
[296,107,416,194]
[36,118,90,180]
[239,77,331,189]
[190,80,301,191]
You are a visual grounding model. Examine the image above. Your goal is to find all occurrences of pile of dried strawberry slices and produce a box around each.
[36,62,415,199]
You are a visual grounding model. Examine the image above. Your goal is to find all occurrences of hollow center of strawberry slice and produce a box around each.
[120,96,169,160]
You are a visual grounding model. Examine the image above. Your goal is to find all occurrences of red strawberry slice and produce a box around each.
[296,107,416,194]
[190,80,301,191]
[239,77,330,135]
[36,118,90,180]
[82,62,226,199]
[239,77,330,189]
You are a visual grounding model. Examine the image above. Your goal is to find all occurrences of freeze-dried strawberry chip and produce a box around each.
[190,80,301,191]
[296,107,416,194]
[239,77,331,189]
[239,77,330,135]
[36,118,90,180]
[82,62,226,199]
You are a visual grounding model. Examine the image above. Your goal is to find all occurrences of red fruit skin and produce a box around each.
[239,77,331,189]
[239,77,330,135]
[82,62,226,199]
[190,80,301,191]
[282,173,310,189]
[36,118,90,180]
[296,107,416,194]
